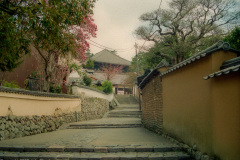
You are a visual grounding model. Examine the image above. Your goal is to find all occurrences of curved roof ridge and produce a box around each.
[92,49,108,59]
[92,49,131,66]
[111,50,131,63]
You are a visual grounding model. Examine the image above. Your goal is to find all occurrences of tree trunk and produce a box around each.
[43,78,50,92]
[42,53,56,92]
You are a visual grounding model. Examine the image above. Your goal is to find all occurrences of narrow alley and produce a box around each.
[0,96,190,159]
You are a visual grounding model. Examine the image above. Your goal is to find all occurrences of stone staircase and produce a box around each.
[0,97,192,160]
[107,110,142,118]
[0,146,191,159]
[115,95,139,104]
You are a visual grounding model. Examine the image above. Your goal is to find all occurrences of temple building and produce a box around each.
[88,49,133,95]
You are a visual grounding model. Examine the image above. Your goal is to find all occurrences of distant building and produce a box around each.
[91,49,131,71]
[88,49,133,95]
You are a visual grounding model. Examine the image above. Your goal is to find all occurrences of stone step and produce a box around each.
[115,96,139,105]
[68,124,142,129]
[108,112,142,117]
[108,114,141,116]
[0,146,183,153]
[115,107,139,110]
[0,151,191,160]
[107,115,141,118]
[109,111,142,115]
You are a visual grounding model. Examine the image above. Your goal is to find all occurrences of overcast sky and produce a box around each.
[89,0,169,61]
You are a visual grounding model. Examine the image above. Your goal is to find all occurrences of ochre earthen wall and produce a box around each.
[211,72,240,160]
[161,50,238,159]
[141,50,239,160]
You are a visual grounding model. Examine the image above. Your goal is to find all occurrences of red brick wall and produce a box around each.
[141,75,163,133]
[1,54,39,88]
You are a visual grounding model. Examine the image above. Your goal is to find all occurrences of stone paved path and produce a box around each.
[0,97,192,159]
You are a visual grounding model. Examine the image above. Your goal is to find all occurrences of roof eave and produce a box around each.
[139,69,160,89]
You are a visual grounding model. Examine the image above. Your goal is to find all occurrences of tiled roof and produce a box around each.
[161,41,240,76]
[203,64,240,80]
[220,56,240,70]
[92,49,131,66]
[0,86,80,98]
[138,59,171,89]
[155,59,170,68]
[137,70,151,86]
[138,69,159,89]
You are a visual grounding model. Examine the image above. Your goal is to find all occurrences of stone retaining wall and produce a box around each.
[0,87,109,141]
[0,113,76,141]
[78,94,109,121]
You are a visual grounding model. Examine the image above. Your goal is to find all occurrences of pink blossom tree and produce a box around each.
[100,63,124,81]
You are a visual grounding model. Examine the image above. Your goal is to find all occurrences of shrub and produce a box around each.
[29,71,40,78]
[24,79,29,90]
[2,81,20,88]
[83,75,92,86]
[50,84,62,93]
[102,80,113,94]
[93,85,104,92]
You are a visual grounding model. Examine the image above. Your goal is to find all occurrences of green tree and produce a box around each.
[135,0,240,64]
[83,75,92,86]
[84,59,95,69]
[130,49,163,75]
[83,49,94,68]
[0,1,30,72]
[224,26,240,50]
[0,0,97,91]
[102,80,113,94]
[86,49,94,58]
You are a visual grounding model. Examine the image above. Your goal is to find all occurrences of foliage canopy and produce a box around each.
[0,0,97,91]
[224,26,240,50]
[135,0,240,64]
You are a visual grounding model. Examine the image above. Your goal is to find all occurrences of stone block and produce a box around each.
[108,147,124,152]
[94,147,108,153]
[65,147,81,152]
[153,146,171,152]
[136,146,153,152]
[124,147,136,152]
[24,147,47,152]
[47,145,65,152]
[80,147,94,152]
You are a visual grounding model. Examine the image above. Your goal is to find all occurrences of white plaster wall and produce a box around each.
[0,92,81,116]
[72,86,113,102]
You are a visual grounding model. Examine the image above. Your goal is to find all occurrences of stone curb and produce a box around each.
[0,146,183,153]
[162,134,213,160]
[68,124,142,129]
[68,126,142,129]
[69,124,142,126]
[107,116,141,118]
[0,151,191,160]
